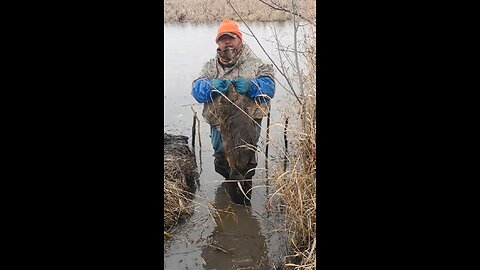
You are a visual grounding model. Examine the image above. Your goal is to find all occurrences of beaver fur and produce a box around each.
[215,85,258,205]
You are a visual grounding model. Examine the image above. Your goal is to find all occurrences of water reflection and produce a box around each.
[201,183,269,270]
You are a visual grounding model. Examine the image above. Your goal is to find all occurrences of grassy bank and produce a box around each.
[164,0,315,23]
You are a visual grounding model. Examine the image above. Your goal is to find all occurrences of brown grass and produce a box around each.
[163,176,194,232]
[269,16,316,270]
[272,91,316,268]
[163,134,198,234]
[164,0,315,23]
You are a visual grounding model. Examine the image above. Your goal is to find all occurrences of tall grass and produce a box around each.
[164,0,315,23]
[271,41,316,269]
[265,4,316,268]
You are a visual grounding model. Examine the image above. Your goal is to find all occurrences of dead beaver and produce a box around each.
[215,85,260,205]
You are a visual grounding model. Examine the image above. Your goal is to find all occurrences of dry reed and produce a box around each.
[164,0,315,23]
[164,133,199,234]
[272,74,316,269]
[269,13,316,269]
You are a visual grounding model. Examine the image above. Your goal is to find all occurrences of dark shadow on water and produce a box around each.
[201,182,270,270]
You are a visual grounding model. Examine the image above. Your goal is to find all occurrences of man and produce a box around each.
[191,18,275,182]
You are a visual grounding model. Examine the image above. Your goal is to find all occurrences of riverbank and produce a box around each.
[164,0,315,23]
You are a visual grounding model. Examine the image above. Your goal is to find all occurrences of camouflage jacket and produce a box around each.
[194,44,274,126]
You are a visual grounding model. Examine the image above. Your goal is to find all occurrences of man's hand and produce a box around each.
[211,78,231,95]
[231,77,250,95]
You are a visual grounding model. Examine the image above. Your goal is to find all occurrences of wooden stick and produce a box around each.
[197,112,202,149]
[265,111,271,168]
[284,116,289,171]
[191,106,198,150]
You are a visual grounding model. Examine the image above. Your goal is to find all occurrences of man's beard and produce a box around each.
[217,45,242,67]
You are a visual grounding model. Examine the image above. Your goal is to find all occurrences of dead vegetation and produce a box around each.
[252,1,315,268]
[164,0,315,23]
[163,133,199,233]
[268,38,315,269]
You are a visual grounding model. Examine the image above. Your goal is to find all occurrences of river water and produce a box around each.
[164,21,308,270]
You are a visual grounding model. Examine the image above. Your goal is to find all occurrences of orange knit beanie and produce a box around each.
[215,18,242,42]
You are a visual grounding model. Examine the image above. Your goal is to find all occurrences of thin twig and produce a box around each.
[292,2,305,99]
[208,243,232,255]
[283,116,288,171]
[271,25,298,96]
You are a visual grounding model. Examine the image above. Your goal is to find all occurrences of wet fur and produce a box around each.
[217,86,257,178]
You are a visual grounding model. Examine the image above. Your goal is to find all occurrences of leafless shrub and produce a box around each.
[252,1,316,268]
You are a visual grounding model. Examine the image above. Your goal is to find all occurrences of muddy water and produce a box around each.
[164,21,305,269]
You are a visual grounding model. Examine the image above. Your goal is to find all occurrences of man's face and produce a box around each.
[216,34,242,51]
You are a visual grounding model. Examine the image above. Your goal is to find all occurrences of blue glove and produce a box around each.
[249,76,275,103]
[231,77,251,95]
[211,78,231,95]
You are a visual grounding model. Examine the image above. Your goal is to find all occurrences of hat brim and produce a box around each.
[216,32,237,42]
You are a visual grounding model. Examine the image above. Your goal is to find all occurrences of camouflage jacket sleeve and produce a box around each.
[191,59,218,103]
